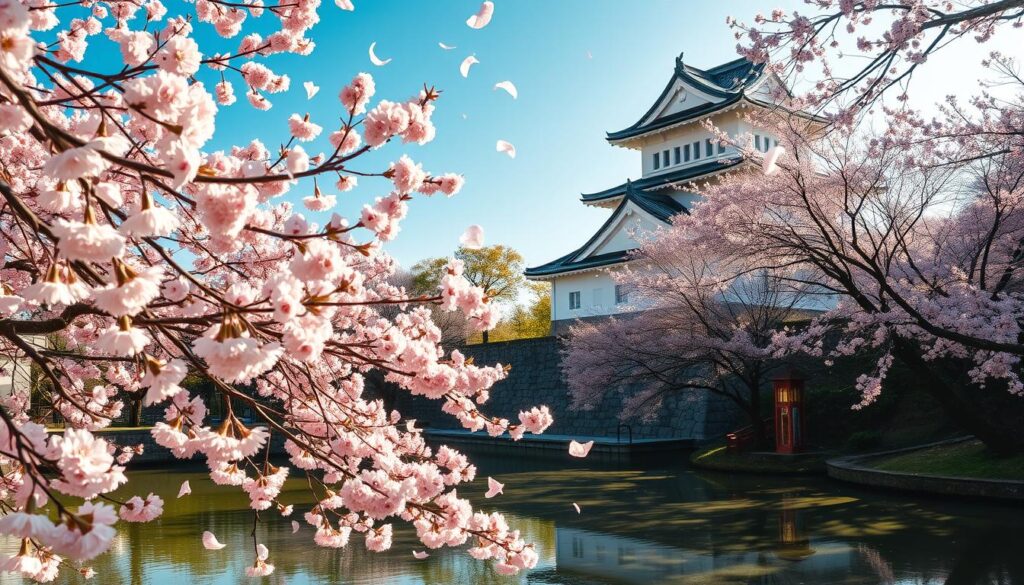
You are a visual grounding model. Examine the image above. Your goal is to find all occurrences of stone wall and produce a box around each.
[392,336,743,440]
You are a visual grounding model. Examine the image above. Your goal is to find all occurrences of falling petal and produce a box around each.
[303,81,319,99]
[368,42,392,67]
[494,80,518,99]
[257,543,270,561]
[586,50,593,60]
[763,145,786,175]
[413,551,430,559]
[291,521,300,534]
[202,531,226,550]
[572,502,581,514]
[406,419,418,432]
[460,225,485,249]
[439,42,456,50]
[568,439,594,458]
[459,55,479,78]
[177,480,191,498]
[335,0,354,9]
[466,1,494,29]
[496,139,516,159]
[484,476,504,498]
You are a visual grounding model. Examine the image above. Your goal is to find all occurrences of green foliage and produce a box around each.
[410,245,525,304]
[411,245,551,344]
[468,281,551,343]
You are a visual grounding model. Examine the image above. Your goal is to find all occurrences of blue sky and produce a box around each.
[90,0,1018,272]
[201,0,786,270]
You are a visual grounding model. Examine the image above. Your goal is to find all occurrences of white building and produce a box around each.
[526,54,823,333]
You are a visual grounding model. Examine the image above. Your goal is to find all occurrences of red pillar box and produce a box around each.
[773,369,805,454]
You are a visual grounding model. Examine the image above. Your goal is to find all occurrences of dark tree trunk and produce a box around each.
[892,338,1024,454]
[482,330,489,344]
[129,397,143,427]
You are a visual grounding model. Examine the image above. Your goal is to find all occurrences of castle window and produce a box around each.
[683,144,691,162]
[615,284,630,304]
[652,153,660,170]
[755,135,762,151]
[718,141,726,154]
[693,141,700,159]
[705,138,714,157]
[673,147,681,165]
[662,150,670,167]
[569,291,581,310]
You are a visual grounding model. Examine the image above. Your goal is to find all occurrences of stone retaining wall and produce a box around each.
[392,336,742,441]
[826,438,1024,501]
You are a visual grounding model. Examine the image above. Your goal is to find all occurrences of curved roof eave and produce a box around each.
[525,186,685,278]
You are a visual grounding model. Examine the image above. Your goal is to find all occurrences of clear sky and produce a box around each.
[192,0,1019,272]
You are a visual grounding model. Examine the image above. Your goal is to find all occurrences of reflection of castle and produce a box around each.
[554,525,854,584]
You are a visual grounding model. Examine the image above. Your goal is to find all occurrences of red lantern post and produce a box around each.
[773,369,805,454]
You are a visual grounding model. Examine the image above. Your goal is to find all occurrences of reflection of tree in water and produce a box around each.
[7,458,1024,584]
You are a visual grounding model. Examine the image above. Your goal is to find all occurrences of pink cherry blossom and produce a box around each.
[288,113,322,141]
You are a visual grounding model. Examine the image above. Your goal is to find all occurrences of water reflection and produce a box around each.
[2,448,1023,584]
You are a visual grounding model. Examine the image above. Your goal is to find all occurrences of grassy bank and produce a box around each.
[689,444,826,475]
[868,440,1024,481]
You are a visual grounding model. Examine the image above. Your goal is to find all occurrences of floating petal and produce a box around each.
[439,42,456,50]
[177,480,191,498]
[368,42,391,67]
[494,80,518,99]
[568,439,594,458]
[413,551,430,559]
[291,521,300,534]
[303,81,319,99]
[460,225,485,250]
[466,1,494,29]
[495,139,516,159]
[572,502,581,514]
[335,0,354,9]
[460,55,479,78]
[484,476,504,498]
[202,531,226,550]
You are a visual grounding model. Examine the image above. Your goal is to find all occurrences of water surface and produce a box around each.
[4,448,1022,584]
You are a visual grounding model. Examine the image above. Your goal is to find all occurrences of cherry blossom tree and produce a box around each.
[0,1,554,580]
[730,0,1024,118]
[712,0,1024,452]
[562,241,814,447]
[677,107,1024,452]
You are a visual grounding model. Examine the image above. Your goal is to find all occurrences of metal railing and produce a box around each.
[616,424,633,445]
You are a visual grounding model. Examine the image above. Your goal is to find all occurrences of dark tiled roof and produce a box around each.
[607,57,766,142]
[524,249,632,278]
[581,158,745,203]
[525,184,686,278]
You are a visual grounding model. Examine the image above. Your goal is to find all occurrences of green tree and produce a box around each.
[490,281,550,342]
[411,245,526,343]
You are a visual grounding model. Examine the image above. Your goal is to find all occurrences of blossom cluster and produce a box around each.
[0,0,550,580]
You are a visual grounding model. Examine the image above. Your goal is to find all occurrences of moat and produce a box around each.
[4,448,1022,584]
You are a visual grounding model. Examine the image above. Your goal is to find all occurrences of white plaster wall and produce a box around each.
[644,79,713,121]
[590,208,663,257]
[639,113,743,177]
[551,271,626,321]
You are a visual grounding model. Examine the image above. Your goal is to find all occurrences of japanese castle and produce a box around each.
[525,54,821,332]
